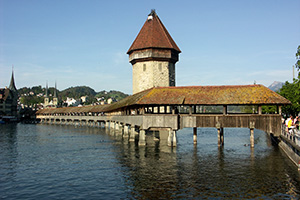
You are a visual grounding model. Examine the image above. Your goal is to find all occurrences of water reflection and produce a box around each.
[112,127,300,199]
[0,124,300,199]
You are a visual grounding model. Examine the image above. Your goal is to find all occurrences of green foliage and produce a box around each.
[278,45,300,116]
[278,78,300,116]
[20,96,43,106]
[59,86,97,102]
[18,85,129,107]
[19,86,43,95]
[95,90,129,101]
[262,105,277,114]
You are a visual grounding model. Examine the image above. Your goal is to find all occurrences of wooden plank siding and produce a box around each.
[185,114,282,136]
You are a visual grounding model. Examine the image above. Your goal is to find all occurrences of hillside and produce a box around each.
[18,86,129,106]
[60,86,97,100]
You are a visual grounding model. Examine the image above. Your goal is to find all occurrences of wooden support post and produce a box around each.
[189,106,192,115]
[141,107,145,114]
[258,105,262,115]
[138,130,146,146]
[193,127,197,144]
[250,121,255,148]
[218,127,224,146]
[277,105,282,115]
[250,128,254,148]
[223,106,227,115]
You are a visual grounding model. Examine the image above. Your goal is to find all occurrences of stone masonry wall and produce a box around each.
[132,61,175,94]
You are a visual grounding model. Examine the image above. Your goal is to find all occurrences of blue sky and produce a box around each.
[1,0,299,94]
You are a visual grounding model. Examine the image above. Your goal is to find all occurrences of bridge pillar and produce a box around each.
[153,131,160,141]
[111,122,115,130]
[173,131,177,146]
[119,123,124,134]
[193,127,197,144]
[218,127,224,146]
[129,126,136,142]
[168,129,177,147]
[115,122,119,130]
[123,125,129,138]
[138,130,146,146]
[105,121,110,129]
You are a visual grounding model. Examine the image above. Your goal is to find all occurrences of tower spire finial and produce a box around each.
[9,66,17,92]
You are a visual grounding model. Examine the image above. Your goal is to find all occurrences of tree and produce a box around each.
[278,45,300,116]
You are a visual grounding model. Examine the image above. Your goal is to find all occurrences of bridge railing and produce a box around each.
[281,124,300,147]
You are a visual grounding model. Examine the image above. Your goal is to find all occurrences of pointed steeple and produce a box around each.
[54,81,57,98]
[9,67,17,92]
[44,81,49,107]
[53,81,58,106]
[45,81,49,97]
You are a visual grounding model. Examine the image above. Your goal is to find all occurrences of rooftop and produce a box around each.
[127,10,181,54]
[37,84,291,115]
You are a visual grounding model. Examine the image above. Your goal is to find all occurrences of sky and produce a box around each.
[1,0,300,94]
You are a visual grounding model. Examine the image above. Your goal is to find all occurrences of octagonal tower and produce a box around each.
[127,10,181,94]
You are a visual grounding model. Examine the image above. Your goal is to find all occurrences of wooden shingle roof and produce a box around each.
[37,85,290,115]
[127,10,181,54]
[134,85,291,105]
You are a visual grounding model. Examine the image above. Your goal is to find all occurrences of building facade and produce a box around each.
[0,71,18,117]
[44,82,59,108]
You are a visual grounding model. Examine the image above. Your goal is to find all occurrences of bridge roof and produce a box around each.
[133,85,291,105]
[127,10,181,54]
[36,84,290,115]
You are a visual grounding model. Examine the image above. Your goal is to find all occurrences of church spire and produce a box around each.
[54,81,57,98]
[45,81,49,97]
[9,67,17,92]
[53,81,58,107]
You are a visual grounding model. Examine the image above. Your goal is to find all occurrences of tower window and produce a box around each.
[159,63,162,71]
[143,64,146,71]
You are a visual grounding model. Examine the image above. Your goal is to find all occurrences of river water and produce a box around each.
[1,123,300,199]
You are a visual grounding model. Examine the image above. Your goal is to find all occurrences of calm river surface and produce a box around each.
[1,123,300,199]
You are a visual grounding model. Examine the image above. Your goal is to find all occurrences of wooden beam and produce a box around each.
[223,105,227,115]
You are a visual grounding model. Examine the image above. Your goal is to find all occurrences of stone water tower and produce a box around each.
[127,10,181,94]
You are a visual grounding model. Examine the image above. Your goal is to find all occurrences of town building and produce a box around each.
[44,81,59,108]
[0,70,18,117]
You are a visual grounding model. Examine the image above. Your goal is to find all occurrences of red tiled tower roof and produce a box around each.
[127,10,181,54]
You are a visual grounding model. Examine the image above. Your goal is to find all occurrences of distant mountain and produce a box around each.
[268,81,284,92]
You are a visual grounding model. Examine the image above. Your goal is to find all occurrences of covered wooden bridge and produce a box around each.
[36,84,290,147]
